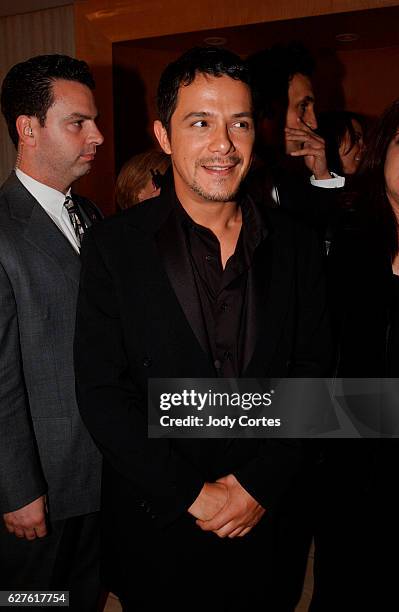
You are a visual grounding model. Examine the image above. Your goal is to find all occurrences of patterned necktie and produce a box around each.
[64,196,85,246]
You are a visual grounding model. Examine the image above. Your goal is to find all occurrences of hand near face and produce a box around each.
[195,474,265,538]
[285,118,331,179]
[3,495,47,540]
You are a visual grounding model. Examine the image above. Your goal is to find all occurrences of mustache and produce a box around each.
[80,147,97,156]
[196,156,241,167]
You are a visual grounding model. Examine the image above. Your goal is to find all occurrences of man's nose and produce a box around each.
[89,122,104,146]
[305,106,317,130]
[209,124,234,154]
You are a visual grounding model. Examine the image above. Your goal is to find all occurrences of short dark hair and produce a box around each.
[157,46,251,133]
[318,110,366,175]
[247,42,315,119]
[357,99,399,259]
[1,54,95,147]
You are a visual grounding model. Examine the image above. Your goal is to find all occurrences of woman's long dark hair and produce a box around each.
[317,111,365,176]
[357,99,399,260]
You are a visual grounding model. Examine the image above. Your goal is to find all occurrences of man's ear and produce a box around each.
[16,115,36,146]
[154,120,172,155]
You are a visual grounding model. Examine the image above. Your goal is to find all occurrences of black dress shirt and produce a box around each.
[177,195,267,377]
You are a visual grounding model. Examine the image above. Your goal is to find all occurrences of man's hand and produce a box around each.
[285,118,331,179]
[3,495,47,540]
[188,482,228,521]
[196,474,265,538]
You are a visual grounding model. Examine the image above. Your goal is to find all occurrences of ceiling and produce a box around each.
[0,0,69,18]
[117,5,399,55]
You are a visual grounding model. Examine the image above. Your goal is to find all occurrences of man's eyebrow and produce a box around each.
[182,111,213,121]
[231,112,254,118]
[182,111,253,121]
[298,95,315,105]
[63,112,98,120]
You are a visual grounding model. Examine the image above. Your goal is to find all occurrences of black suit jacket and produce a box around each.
[74,181,331,528]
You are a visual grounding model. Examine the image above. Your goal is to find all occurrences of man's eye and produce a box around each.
[192,120,208,128]
[72,121,83,127]
[232,121,249,129]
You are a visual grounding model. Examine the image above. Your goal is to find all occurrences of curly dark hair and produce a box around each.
[1,54,95,148]
[246,42,315,119]
[157,46,252,134]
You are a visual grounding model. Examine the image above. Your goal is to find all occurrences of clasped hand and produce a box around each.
[188,474,265,539]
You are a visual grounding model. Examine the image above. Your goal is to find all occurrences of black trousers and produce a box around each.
[105,504,311,612]
[0,512,101,611]
[310,440,398,611]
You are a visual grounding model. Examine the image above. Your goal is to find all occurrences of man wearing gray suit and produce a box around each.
[0,55,104,610]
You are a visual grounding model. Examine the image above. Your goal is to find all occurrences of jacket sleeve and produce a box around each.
[74,231,204,527]
[0,258,47,514]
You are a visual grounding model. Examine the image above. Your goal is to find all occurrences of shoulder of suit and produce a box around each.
[89,192,169,239]
[71,192,102,218]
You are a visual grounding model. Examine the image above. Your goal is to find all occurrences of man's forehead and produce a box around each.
[50,78,94,103]
[174,73,252,111]
[48,78,97,115]
[288,73,314,101]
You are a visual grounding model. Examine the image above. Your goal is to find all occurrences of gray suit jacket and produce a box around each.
[0,173,101,521]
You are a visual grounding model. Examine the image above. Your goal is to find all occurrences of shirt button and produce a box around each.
[224,351,231,360]
[143,357,152,367]
[221,302,228,312]
[205,255,213,262]
[214,360,222,370]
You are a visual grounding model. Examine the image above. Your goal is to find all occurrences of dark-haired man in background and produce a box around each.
[247,43,344,238]
[0,55,103,610]
[75,46,330,611]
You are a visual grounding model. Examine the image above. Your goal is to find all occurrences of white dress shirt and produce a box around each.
[15,168,80,253]
[310,172,345,188]
[271,171,345,205]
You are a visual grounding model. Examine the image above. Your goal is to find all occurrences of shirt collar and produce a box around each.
[15,168,71,217]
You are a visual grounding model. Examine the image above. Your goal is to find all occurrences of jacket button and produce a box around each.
[143,357,152,367]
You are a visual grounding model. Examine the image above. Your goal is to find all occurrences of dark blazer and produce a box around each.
[328,220,392,377]
[74,180,331,530]
[247,162,345,242]
[0,173,102,520]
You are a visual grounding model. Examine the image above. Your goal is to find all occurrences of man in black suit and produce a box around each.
[247,43,344,240]
[0,55,103,610]
[75,47,330,612]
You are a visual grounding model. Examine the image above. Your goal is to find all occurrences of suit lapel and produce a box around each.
[154,206,211,357]
[24,204,80,284]
[5,173,80,285]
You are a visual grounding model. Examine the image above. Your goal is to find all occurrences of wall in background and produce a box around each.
[0,4,74,184]
[336,46,399,116]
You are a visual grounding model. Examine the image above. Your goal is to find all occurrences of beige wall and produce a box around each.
[0,4,74,184]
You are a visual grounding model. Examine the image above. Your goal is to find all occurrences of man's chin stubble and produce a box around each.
[190,181,239,203]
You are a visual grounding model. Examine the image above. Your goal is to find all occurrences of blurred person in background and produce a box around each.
[246,42,345,237]
[311,99,399,611]
[317,110,366,178]
[316,110,367,249]
[115,149,170,209]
